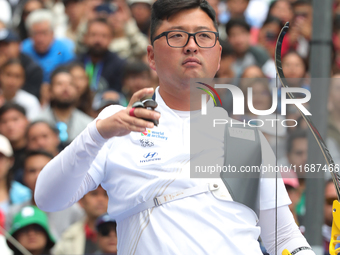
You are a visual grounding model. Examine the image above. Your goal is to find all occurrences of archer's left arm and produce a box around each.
[259,205,315,255]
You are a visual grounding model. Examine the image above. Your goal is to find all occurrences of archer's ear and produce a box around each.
[147,45,156,71]
[217,44,222,72]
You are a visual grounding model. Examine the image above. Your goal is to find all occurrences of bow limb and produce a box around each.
[275,22,340,255]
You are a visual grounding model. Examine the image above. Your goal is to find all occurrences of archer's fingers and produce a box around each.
[128,87,155,107]
[130,107,160,122]
[127,124,148,133]
[122,109,157,129]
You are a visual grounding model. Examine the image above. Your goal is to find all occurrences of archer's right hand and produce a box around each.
[96,88,161,139]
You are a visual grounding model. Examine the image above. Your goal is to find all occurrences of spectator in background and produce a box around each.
[267,0,293,24]
[71,0,105,54]
[14,0,44,41]
[127,0,153,36]
[45,0,69,39]
[224,0,249,22]
[215,40,236,114]
[6,150,84,240]
[277,50,309,113]
[79,18,126,93]
[278,129,308,225]
[286,107,309,134]
[21,9,75,83]
[323,179,337,255]
[0,134,31,215]
[327,74,340,166]
[7,206,55,255]
[121,60,152,102]
[95,214,117,255]
[206,0,228,40]
[63,0,86,42]
[334,0,340,16]
[281,169,301,225]
[281,51,308,88]
[241,65,266,79]
[69,62,94,117]
[278,129,308,177]
[216,40,235,80]
[295,115,308,131]
[257,16,282,59]
[0,59,41,120]
[333,15,340,74]
[0,29,43,99]
[0,103,29,184]
[92,90,126,118]
[226,18,276,79]
[238,78,273,120]
[281,0,313,58]
[26,121,61,156]
[53,186,108,255]
[108,0,149,60]
[223,0,269,30]
[35,66,93,146]
[236,78,277,133]
[237,77,287,158]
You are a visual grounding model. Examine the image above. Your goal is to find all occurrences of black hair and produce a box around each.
[18,0,45,40]
[0,102,26,119]
[0,58,24,73]
[226,17,251,36]
[150,0,218,42]
[62,0,82,7]
[24,150,54,164]
[87,17,111,33]
[334,14,340,33]
[97,221,117,236]
[262,15,283,28]
[123,61,151,80]
[12,223,53,255]
[286,129,307,154]
[268,0,292,17]
[67,61,94,116]
[282,50,308,73]
[67,61,85,71]
[50,65,71,85]
[27,120,59,136]
[292,0,312,7]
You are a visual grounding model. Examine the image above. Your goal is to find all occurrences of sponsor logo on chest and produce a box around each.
[140,152,161,163]
[141,129,168,141]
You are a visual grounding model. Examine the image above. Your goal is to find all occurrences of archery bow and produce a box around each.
[275,22,340,255]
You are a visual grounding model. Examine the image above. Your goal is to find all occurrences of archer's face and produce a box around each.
[147,8,221,94]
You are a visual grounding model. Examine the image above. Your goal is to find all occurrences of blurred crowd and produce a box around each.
[0,0,339,254]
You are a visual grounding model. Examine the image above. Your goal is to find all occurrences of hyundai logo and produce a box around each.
[143,152,158,158]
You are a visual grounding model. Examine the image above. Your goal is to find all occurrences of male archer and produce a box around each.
[35,0,315,254]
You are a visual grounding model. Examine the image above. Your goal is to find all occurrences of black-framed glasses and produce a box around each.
[152,30,219,48]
